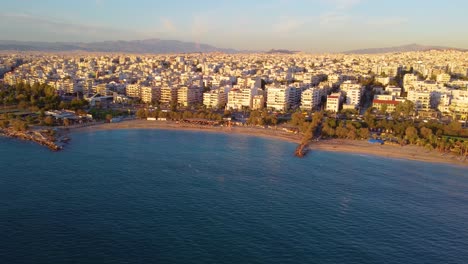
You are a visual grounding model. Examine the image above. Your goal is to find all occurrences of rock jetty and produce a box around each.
[0,128,63,151]
[294,142,309,158]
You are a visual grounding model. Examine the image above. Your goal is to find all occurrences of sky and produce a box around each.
[1,0,468,52]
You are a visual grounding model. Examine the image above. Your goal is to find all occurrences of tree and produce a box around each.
[395,100,415,118]
[63,118,70,127]
[380,104,388,114]
[364,109,376,128]
[290,111,305,127]
[420,127,433,140]
[12,120,28,131]
[0,120,9,129]
[405,126,419,144]
[359,128,370,139]
[105,114,113,123]
[322,123,335,137]
[136,109,147,119]
[336,125,349,138]
[44,116,54,126]
[347,129,358,140]
[444,121,462,136]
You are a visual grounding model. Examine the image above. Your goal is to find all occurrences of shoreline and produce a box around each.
[70,119,303,144]
[0,128,63,151]
[68,119,468,167]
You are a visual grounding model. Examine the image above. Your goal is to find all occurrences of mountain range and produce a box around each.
[343,43,467,54]
[0,39,237,54]
[0,39,466,54]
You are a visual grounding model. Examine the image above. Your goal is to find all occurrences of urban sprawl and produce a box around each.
[1,51,467,119]
[1,50,468,148]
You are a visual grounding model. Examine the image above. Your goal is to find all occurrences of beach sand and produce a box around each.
[70,119,468,167]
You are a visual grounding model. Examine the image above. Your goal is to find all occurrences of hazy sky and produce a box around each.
[1,0,468,52]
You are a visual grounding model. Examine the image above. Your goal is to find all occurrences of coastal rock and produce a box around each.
[295,143,309,158]
[1,128,63,151]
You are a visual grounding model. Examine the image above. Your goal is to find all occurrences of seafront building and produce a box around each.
[300,87,321,111]
[1,49,467,119]
[160,86,178,105]
[326,93,342,112]
[203,87,229,109]
[266,85,292,111]
[226,86,257,110]
[177,86,203,106]
[141,86,160,104]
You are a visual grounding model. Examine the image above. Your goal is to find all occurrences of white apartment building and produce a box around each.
[177,86,202,106]
[203,88,228,109]
[403,73,418,90]
[288,83,307,109]
[385,86,402,97]
[266,85,291,111]
[126,84,141,98]
[252,94,265,110]
[436,73,451,83]
[93,84,109,96]
[449,90,468,117]
[375,76,390,86]
[340,80,362,92]
[407,90,433,111]
[226,87,256,110]
[160,86,178,104]
[326,93,342,112]
[344,87,362,107]
[327,74,342,85]
[300,87,321,111]
[141,86,160,104]
[434,92,452,113]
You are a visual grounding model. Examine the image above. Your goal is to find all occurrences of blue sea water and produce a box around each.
[1,129,467,264]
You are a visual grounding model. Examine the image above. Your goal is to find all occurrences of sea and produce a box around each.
[1,129,467,264]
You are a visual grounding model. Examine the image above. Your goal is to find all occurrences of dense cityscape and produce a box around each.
[0,50,467,155]
[3,1,468,263]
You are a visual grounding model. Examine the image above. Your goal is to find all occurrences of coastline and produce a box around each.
[69,119,468,167]
[0,128,63,151]
[71,119,303,144]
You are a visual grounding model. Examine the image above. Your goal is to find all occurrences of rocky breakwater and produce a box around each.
[294,142,309,158]
[0,128,63,151]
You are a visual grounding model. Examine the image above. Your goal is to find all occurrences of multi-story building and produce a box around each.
[203,88,228,109]
[141,86,160,104]
[160,86,178,105]
[300,87,321,111]
[407,90,433,111]
[226,87,256,110]
[375,76,390,86]
[386,86,402,97]
[177,86,202,106]
[372,95,401,113]
[266,85,291,111]
[326,93,342,112]
[403,73,418,90]
[343,87,362,107]
[126,84,141,98]
[449,90,468,119]
[340,80,362,92]
[252,94,265,110]
[288,83,306,109]
[436,73,451,83]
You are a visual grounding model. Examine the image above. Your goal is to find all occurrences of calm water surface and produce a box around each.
[1,129,467,264]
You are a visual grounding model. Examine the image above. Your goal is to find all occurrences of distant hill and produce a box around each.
[0,39,238,54]
[343,43,467,54]
[266,49,301,54]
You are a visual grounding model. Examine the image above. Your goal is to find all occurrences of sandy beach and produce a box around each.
[70,119,468,167]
